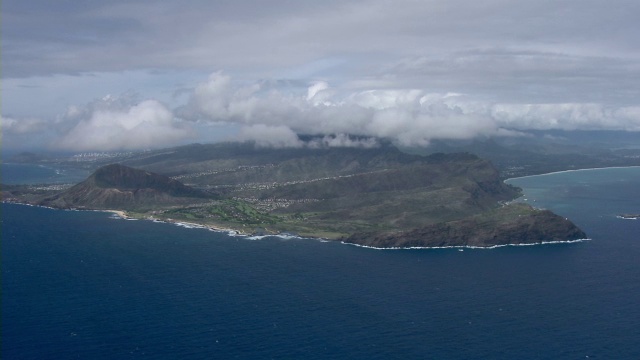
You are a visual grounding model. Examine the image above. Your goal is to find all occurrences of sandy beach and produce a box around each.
[104,210,129,219]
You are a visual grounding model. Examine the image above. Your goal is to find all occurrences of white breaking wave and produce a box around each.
[341,238,592,250]
[105,210,313,242]
[8,203,590,249]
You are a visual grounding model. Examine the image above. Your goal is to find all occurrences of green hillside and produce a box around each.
[4,142,587,246]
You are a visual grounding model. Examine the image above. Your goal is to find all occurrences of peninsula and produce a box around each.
[2,142,586,247]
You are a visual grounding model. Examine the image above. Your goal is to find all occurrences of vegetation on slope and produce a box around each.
[38,164,214,210]
[4,143,588,246]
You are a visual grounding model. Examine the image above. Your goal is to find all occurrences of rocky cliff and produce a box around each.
[343,203,587,248]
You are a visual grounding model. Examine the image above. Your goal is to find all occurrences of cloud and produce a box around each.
[177,73,640,147]
[53,96,194,151]
[309,134,379,149]
[614,106,640,130]
[5,0,640,85]
[7,73,637,152]
[1,115,55,150]
[491,103,640,131]
[307,81,332,105]
[176,74,504,146]
[4,0,640,142]
[235,127,380,149]
[2,116,48,135]
[237,124,303,148]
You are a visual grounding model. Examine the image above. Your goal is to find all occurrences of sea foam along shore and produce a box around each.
[104,209,593,249]
[107,212,334,244]
[4,202,589,249]
[341,238,592,250]
[104,210,128,219]
[104,209,250,237]
[102,209,331,242]
[3,202,309,241]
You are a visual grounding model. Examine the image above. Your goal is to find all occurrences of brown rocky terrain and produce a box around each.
[4,144,587,246]
[343,203,587,248]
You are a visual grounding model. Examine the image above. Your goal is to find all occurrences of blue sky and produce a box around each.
[3,0,640,151]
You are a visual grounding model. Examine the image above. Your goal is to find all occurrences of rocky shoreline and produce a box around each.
[4,200,587,249]
[343,205,587,248]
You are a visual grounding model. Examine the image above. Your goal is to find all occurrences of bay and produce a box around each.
[1,163,90,185]
[2,167,640,359]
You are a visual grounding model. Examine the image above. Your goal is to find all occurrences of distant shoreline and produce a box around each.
[505,165,640,182]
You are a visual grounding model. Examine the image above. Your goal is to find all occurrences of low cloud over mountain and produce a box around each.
[4,72,640,151]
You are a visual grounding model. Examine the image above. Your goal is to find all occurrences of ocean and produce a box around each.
[2,167,639,359]
[1,163,90,185]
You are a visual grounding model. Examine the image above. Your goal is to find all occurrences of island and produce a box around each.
[2,142,587,248]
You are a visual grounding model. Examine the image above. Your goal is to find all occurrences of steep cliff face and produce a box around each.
[343,203,587,248]
[40,164,211,209]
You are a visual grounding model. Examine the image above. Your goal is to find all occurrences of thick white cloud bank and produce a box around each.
[491,103,640,131]
[181,73,505,147]
[3,73,639,152]
[179,73,640,147]
[2,116,47,135]
[53,96,194,151]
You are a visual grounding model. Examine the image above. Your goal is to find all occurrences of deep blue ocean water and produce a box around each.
[2,167,640,359]
[1,163,90,185]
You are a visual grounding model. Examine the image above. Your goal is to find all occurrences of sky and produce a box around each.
[3,0,640,152]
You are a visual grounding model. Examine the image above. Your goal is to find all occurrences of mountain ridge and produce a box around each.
[4,145,588,247]
[343,203,587,248]
[39,164,212,210]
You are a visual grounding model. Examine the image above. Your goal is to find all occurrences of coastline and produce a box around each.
[341,238,592,250]
[104,210,593,248]
[3,201,590,249]
[102,208,251,236]
[504,165,640,182]
[104,209,128,219]
[82,166,640,245]
[1,200,258,239]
